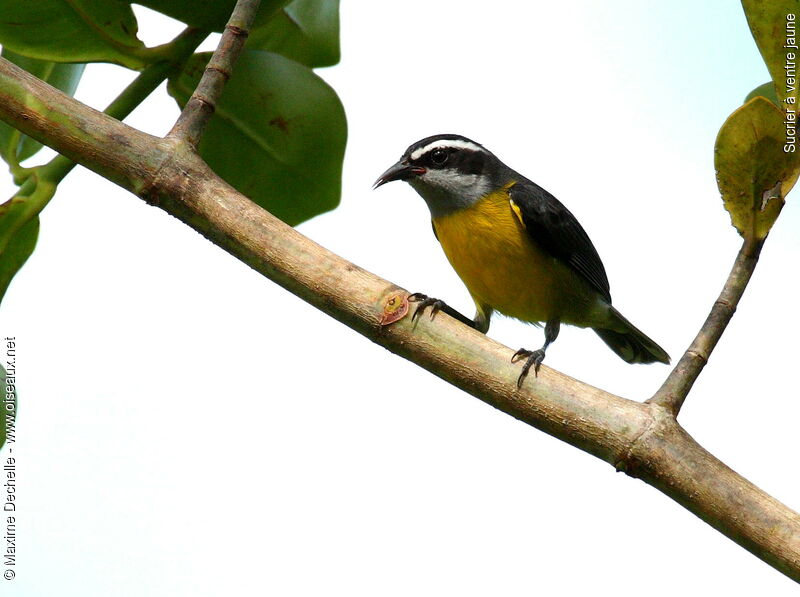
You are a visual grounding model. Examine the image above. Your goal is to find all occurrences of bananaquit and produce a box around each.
[374,134,670,386]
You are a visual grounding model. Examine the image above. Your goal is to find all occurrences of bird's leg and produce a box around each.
[472,305,493,334]
[408,293,486,331]
[512,319,561,387]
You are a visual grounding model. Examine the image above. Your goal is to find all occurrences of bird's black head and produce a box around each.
[374,134,495,186]
[374,134,508,217]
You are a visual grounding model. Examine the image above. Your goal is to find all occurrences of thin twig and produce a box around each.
[647,236,764,416]
[168,0,261,147]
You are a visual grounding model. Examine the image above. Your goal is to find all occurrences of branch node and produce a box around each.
[191,95,216,112]
[614,409,657,476]
[685,348,708,365]
[714,297,736,316]
[224,24,249,38]
[204,64,231,81]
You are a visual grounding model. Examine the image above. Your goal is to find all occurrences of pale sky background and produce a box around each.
[1,1,800,595]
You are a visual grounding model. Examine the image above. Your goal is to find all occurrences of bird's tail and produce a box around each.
[593,306,670,365]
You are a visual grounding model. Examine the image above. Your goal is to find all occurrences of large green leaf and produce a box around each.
[0,362,17,452]
[135,0,289,33]
[168,51,346,226]
[742,0,800,107]
[0,49,85,166]
[247,0,340,67]
[0,0,146,69]
[715,96,800,240]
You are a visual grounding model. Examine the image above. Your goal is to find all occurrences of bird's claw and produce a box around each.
[408,293,445,322]
[512,348,546,388]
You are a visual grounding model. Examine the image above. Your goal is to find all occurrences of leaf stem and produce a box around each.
[4,129,23,173]
[168,0,262,147]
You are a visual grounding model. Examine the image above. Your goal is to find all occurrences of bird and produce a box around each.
[373,133,670,387]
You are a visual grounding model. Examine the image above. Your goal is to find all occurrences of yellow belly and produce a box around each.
[432,188,598,325]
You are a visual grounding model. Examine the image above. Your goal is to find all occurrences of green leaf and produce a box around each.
[168,51,346,226]
[0,361,17,452]
[0,49,85,166]
[715,96,800,240]
[247,0,340,67]
[742,0,800,107]
[0,0,146,69]
[0,200,39,307]
[135,0,289,33]
[0,176,54,306]
[744,81,780,108]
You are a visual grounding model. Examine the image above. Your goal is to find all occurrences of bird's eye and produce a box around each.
[430,148,448,165]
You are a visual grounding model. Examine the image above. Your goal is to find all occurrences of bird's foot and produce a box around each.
[408,292,448,322]
[408,293,483,330]
[511,348,546,388]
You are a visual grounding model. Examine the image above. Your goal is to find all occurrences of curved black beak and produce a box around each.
[373,161,425,189]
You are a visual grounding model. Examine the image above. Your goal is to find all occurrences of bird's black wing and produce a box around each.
[509,180,611,303]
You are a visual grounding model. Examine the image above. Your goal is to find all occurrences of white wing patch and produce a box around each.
[410,138,486,161]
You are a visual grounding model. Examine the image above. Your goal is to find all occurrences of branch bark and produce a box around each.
[0,57,799,581]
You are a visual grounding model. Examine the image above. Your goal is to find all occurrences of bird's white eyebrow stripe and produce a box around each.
[409,138,485,161]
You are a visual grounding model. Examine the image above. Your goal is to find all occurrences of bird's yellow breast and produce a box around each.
[432,186,596,325]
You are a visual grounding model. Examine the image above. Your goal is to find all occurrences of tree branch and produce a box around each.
[32,27,207,190]
[648,236,763,416]
[0,27,208,284]
[0,57,799,581]
[6,29,206,188]
[168,0,261,146]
